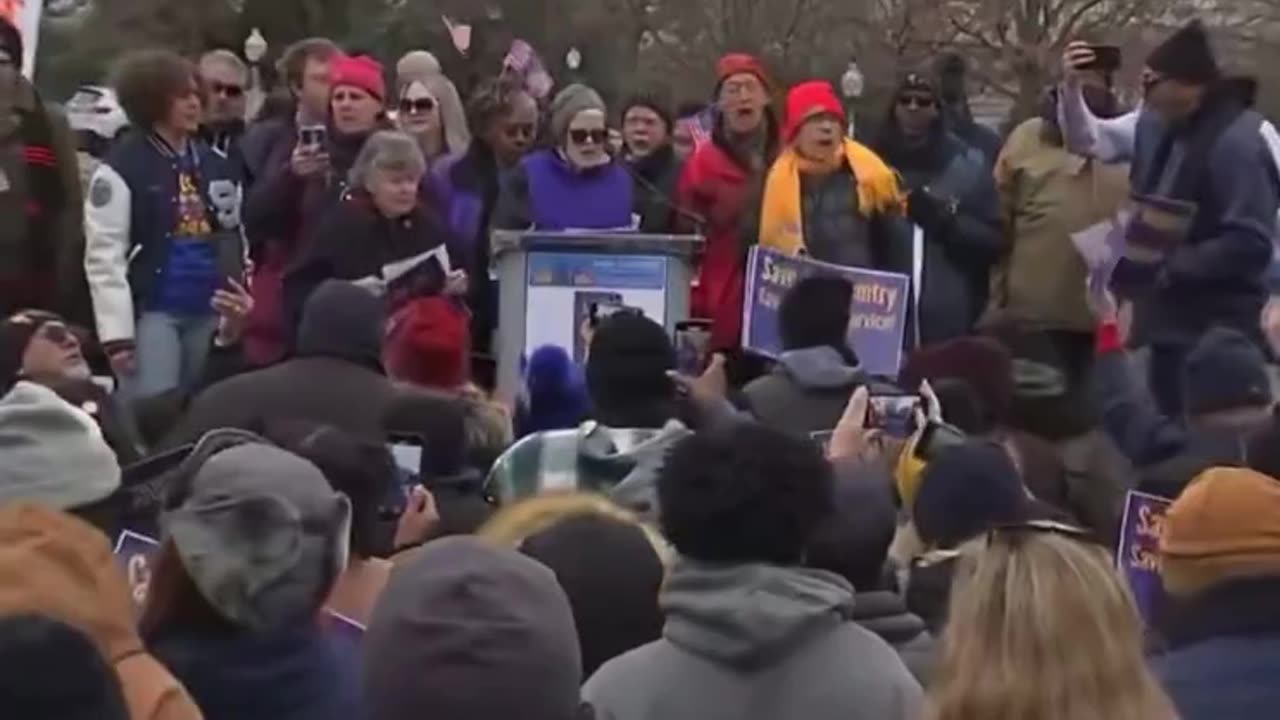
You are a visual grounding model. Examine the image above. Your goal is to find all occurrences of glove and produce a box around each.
[907,187,956,234]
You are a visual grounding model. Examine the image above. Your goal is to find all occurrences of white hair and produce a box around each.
[348,130,427,189]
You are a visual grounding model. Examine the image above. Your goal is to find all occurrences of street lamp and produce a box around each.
[840,56,864,138]
[243,29,269,121]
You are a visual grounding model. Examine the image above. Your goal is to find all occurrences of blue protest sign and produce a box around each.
[113,530,161,611]
[1116,491,1172,625]
[741,247,910,377]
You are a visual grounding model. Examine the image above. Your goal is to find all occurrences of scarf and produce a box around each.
[14,88,63,273]
[759,138,905,256]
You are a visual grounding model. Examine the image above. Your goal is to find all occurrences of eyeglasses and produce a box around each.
[399,97,437,114]
[986,519,1093,547]
[569,128,608,146]
[209,81,245,99]
[502,122,536,140]
[897,95,937,109]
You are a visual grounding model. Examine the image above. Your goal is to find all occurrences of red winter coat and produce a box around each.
[674,119,779,350]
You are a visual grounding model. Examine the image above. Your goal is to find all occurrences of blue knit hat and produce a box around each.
[913,442,1029,548]
[1182,327,1272,416]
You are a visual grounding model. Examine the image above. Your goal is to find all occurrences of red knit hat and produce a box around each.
[783,80,845,142]
[331,55,387,102]
[384,297,470,390]
[716,53,771,91]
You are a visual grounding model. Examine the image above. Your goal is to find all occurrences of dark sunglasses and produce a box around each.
[897,95,937,109]
[569,128,608,146]
[502,122,535,140]
[209,81,245,99]
[986,519,1094,547]
[399,97,436,114]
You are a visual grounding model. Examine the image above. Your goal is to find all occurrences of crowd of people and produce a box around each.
[1,10,1280,719]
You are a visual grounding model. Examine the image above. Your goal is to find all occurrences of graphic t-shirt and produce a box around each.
[152,144,218,315]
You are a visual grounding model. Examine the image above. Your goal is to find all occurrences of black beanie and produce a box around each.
[913,442,1030,548]
[0,18,21,72]
[621,93,673,132]
[779,275,854,352]
[0,310,61,393]
[1146,20,1220,85]
[586,313,676,426]
[1182,327,1272,415]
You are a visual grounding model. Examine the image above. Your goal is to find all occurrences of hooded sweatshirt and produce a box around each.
[162,281,399,446]
[0,503,202,720]
[744,346,867,435]
[583,560,923,720]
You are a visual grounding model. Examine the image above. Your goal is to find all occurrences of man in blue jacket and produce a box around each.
[1062,21,1280,415]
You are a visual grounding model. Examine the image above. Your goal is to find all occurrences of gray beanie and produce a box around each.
[549,83,606,143]
[163,444,351,631]
[363,537,583,720]
[0,381,120,510]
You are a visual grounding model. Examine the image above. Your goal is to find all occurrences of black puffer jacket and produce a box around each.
[852,590,937,685]
[628,144,685,234]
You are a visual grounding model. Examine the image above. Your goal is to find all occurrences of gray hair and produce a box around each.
[348,130,427,190]
[199,49,249,81]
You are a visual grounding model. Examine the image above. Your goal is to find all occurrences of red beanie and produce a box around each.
[716,53,771,91]
[784,80,845,142]
[384,297,470,390]
[331,55,387,102]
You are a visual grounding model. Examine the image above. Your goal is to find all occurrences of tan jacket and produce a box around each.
[0,504,203,720]
[986,118,1130,332]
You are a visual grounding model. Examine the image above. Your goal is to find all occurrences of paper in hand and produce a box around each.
[382,245,452,308]
[1071,211,1128,304]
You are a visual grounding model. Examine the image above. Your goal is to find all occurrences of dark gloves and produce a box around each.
[907,187,957,234]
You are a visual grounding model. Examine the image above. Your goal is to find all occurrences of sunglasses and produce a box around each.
[399,97,437,114]
[986,519,1094,548]
[502,122,536,140]
[209,81,245,99]
[897,95,937,109]
[569,128,608,146]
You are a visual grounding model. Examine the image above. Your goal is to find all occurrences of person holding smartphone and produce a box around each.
[1060,22,1280,416]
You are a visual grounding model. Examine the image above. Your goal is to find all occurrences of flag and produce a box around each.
[441,15,471,55]
[504,39,554,100]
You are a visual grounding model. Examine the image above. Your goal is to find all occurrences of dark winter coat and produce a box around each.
[628,144,685,234]
[852,590,937,686]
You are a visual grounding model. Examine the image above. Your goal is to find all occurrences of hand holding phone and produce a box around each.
[866,392,922,437]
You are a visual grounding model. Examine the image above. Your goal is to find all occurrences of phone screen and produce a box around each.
[388,442,422,475]
[299,125,327,149]
[674,320,712,375]
[867,393,921,437]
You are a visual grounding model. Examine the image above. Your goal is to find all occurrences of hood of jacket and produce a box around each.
[851,590,928,646]
[0,503,202,720]
[777,346,864,390]
[662,559,855,669]
[295,279,386,372]
[149,623,358,720]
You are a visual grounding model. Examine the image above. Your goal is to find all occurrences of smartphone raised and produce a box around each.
[674,320,713,375]
[298,124,327,150]
[913,420,967,463]
[1084,45,1122,72]
[387,433,424,476]
[866,392,922,437]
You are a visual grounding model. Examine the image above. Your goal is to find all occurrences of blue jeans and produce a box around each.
[131,311,218,399]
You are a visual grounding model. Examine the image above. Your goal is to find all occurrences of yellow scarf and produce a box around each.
[759,138,906,256]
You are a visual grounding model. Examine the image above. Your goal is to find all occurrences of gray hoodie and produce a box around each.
[744,346,866,436]
[583,560,923,720]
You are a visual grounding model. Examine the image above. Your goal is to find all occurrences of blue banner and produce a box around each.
[528,253,667,290]
[741,247,910,377]
[1116,491,1172,626]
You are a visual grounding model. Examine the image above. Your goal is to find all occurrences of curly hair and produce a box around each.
[111,49,197,129]
[464,75,532,138]
[659,423,834,565]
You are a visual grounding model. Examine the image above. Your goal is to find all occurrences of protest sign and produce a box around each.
[525,252,668,360]
[113,529,160,611]
[741,247,910,377]
[1116,491,1172,625]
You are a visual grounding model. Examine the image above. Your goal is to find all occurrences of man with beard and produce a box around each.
[675,54,780,353]
[983,61,1131,394]
[1060,21,1280,416]
[197,50,250,163]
